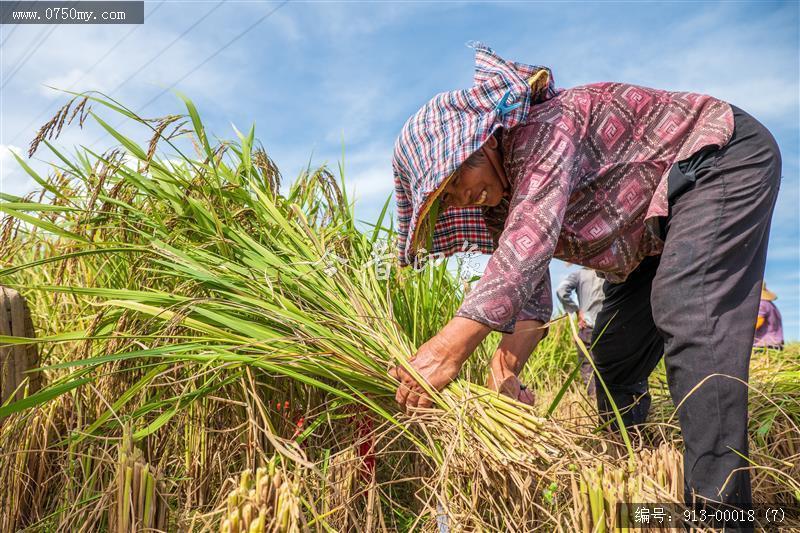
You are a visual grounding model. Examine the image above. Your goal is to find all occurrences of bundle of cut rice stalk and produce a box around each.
[108,425,168,532]
[569,444,683,532]
[218,457,303,533]
[0,396,66,533]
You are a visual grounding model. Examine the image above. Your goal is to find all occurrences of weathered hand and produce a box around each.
[577,310,587,330]
[486,357,535,406]
[388,333,463,412]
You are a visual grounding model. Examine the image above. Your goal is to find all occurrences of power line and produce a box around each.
[10,0,167,146]
[1,24,59,90]
[0,1,25,48]
[88,0,290,149]
[86,0,169,91]
[13,0,222,150]
[0,24,17,49]
[107,0,225,96]
[140,0,289,111]
[0,1,84,91]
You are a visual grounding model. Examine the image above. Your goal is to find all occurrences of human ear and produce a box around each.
[484,134,499,150]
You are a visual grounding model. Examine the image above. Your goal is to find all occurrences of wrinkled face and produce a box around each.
[440,139,507,209]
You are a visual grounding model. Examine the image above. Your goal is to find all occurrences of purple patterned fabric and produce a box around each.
[392,43,557,268]
[754,300,784,348]
[454,82,734,332]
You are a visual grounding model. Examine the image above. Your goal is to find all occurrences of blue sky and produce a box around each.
[1,1,798,339]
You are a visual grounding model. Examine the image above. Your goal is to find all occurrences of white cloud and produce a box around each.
[303,3,420,39]
[613,7,799,125]
[347,161,393,203]
[38,67,113,99]
[767,239,800,262]
[340,143,394,202]
[267,9,304,43]
[321,81,389,146]
[778,270,800,283]
[2,4,277,149]
[502,3,798,128]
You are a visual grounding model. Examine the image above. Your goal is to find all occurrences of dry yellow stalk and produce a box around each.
[108,425,167,532]
[218,457,303,533]
[570,444,684,532]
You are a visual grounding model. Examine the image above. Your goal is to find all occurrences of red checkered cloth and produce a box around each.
[392,42,558,268]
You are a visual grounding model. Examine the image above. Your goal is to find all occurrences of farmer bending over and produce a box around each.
[388,43,781,512]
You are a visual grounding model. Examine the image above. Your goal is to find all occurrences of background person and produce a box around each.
[556,266,604,396]
[754,282,784,350]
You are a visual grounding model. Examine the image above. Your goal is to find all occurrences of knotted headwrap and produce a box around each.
[392,42,559,267]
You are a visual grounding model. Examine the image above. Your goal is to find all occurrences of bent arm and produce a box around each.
[492,319,548,374]
[455,119,576,333]
[556,271,580,314]
[391,120,576,411]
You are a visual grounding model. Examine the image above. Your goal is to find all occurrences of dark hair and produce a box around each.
[461,149,486,170]
[461,129,503,170]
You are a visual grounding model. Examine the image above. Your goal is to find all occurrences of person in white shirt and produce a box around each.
[557,267,605,396]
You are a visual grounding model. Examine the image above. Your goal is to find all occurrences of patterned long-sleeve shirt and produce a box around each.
[455,82,734,333]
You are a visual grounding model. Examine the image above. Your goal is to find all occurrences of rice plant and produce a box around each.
[0,91,797,531]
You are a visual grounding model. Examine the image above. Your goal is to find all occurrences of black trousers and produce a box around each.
[591,105,782,512]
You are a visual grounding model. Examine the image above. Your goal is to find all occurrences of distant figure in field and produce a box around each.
[557,267,604,396]
[754,282,784,350]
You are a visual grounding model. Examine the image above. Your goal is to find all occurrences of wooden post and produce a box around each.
[0,286,40,403]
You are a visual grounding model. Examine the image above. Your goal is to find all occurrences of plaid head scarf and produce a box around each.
[392,42,558,267]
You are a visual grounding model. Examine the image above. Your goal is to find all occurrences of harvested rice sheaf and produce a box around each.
[569,444,683,533]
[108,425,168,532]
[0,396,66,533]
[218,457,302,533]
